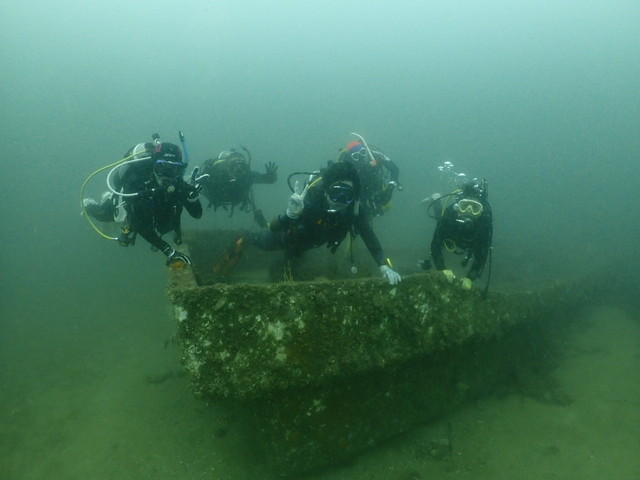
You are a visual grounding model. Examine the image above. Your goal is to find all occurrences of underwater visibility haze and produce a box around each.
[1,0,639,478]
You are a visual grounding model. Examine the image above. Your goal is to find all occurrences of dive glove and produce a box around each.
[186,184,202,201]
[162,246,192,267]
[442,269,456,283]
[380,265,402,285]
[286,180,308,219]
[461,277,473,290]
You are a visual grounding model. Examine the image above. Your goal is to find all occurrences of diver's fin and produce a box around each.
[213,237,245,276]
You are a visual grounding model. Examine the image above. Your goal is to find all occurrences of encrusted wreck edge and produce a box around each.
[166,231,623,475]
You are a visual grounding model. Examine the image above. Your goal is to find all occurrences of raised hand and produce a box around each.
[286,180,309,219]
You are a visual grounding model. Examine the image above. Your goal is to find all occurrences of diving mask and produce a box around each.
[453,198,483,218]
[349,144,379,166]
[350,146,368,162]
[326,181,355,213]
[154,159,186,179]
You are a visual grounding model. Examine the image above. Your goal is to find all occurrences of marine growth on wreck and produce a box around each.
[167,229,601,475]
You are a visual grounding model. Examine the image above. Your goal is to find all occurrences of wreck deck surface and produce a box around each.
[167,229,615,475]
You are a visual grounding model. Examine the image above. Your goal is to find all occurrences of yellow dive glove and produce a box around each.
[442,269,456,283]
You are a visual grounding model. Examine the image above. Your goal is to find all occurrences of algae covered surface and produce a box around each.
[166,230,606,475]
[169,244,595,401]
[174,274,457,398]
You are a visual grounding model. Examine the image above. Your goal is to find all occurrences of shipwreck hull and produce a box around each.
[168,230,607,475]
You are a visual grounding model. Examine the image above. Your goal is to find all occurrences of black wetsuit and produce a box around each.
[200,156,277,211]
[252,177,387,266]
[114,157,202,252]
[430,195,492,280]
[336,148,401,216]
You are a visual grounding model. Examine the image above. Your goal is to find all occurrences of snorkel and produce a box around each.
[178,131,190,167]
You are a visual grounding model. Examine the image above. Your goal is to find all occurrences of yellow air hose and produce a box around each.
[80,151,144,241]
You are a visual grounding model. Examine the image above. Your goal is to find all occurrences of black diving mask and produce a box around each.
[153,159,186,179]
[328,183,354,203]
[326,182,355,214]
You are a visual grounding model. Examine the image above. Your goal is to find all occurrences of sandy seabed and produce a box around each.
[1,299,638,480]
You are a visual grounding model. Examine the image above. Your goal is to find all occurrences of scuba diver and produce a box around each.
[199,147,278,227]
[226,161,401,284]
[82,133,203,268]
[336,134,402,217]
[420,177,493,292]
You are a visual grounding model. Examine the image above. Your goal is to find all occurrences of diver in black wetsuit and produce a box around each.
[246,161,402,284]
[421,178,493,290]
[83,137,203,268]
[199,148,278,227]
[336,140,402,217]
